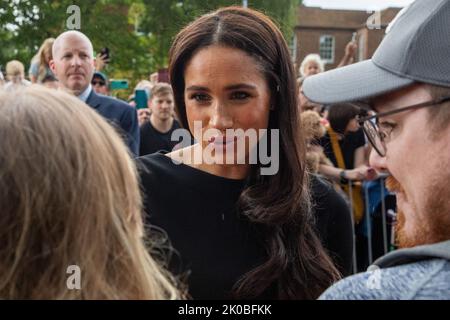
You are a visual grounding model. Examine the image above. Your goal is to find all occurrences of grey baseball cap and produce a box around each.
[303,0,450,104]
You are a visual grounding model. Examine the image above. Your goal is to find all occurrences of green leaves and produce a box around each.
[1,0,300,96]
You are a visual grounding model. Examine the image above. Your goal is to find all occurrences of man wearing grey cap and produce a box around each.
[303,0,450,299]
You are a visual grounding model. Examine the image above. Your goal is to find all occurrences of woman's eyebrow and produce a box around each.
[186,83,257,91]
[186,85,209,92]
[224,83,257,91]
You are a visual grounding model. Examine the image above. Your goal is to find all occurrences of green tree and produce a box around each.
[139,0,301,69]
[1,0,301,91]
[0,0,153,81]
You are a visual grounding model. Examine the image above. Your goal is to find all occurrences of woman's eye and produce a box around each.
[230,92,250,100]
[190,93,210,102]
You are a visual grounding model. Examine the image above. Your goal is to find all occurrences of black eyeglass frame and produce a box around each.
[358,95,450,157]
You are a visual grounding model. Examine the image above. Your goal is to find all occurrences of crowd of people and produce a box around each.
[0,0,449,300]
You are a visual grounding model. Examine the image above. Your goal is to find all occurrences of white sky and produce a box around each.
[303,0,416,11]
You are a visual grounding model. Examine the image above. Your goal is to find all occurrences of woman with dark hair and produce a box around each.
[318,103,374,181]
[138,6,345,299]
[316,103,376,226]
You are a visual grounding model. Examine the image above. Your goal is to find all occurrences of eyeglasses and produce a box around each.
[358,95,450,157]
[92,80,106,86]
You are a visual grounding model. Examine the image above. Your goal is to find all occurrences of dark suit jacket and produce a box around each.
[86,90,139,156]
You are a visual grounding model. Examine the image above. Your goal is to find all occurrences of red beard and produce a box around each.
[386,176,450,249]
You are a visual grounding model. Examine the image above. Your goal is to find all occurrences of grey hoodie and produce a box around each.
[319,240,450,300]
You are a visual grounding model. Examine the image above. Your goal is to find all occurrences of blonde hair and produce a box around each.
[6,60,25,83]
[0,86,181,299]
[300,110,326,141]
[299,54,324,77]
[135,80,153,100]
[31,38,55,83]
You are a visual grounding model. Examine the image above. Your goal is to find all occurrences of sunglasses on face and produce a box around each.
[92,80,106,86]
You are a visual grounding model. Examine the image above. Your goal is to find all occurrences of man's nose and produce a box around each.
[71,55,82,67]
[209,102,233,130]
[369,148,388,172]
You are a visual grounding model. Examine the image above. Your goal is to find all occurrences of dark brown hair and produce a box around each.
[169,6,340,299]
[327,103,362,135]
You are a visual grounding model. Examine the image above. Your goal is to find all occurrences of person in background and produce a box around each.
[139,83,183,156]
[91,71,109,96]
[135,79,154,96]
[337,40,358,68]
[133,80,154,120]
[303,0,450,299]
[297,40,357,114]
[149,71,159,85]
[50,30,139,156]
[299,54,324,78]
[29,38,55,84]
[298,77,324,115]
[94,51,110,73]
[318,103,372,180]
[0,86,181,299]
[4,60,31,91]
[316,103,376,226]
[299,41,357,79]
[41,74,59,89]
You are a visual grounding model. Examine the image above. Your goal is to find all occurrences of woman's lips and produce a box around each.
[208,136,237,145]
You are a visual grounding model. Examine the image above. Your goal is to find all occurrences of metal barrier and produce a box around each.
[345,172,396,273]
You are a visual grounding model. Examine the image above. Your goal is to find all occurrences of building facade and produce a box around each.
[294,5,401,73]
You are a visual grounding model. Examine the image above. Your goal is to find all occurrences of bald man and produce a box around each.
[50,31,139,156]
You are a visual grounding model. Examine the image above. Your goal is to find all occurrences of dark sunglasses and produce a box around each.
[92,80,106,86]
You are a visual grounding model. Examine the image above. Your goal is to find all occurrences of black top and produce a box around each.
[139,119,181,156]
[318,128,365,169]
[310,176,353,276]
[137,153,352,299]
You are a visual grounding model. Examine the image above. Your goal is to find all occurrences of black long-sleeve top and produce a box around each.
[137,153,352,299]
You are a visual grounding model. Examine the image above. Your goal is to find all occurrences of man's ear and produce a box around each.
[49,60,56,73]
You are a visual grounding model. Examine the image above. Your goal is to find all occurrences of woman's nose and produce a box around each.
[209,102,233,130]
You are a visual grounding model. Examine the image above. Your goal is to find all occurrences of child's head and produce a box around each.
[6,60,25,82]
[0,86,180,299]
